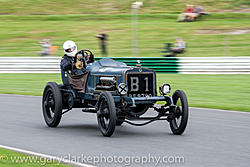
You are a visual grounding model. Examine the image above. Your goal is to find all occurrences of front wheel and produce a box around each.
[97,92,116,137]
[42,82,62,127]
[169,90,189,135]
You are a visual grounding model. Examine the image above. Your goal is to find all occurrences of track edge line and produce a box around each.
[0,144,95,167]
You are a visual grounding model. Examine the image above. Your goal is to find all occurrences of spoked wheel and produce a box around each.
[42,82,62,127]
[169,90,189,135]
[97,92,116,137]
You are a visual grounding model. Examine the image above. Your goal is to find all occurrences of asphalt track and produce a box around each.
[0,94,250,167]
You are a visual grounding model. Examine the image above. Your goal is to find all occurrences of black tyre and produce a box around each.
[42,82,63,127]
[97,91,116,137]
[169,90,189,135]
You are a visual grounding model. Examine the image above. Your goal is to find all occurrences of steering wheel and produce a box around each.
[75,49,94,64]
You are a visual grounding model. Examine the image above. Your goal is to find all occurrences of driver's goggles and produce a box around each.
[65,46,76,53]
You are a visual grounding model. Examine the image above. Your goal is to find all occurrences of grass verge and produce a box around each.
[0,73,249,112]
[0,147,70,167]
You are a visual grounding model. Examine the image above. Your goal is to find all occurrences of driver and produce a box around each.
[60,40,88,93]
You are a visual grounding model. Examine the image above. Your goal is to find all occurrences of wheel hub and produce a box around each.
[175,106,182,118]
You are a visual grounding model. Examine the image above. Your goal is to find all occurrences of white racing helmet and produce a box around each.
[63,40,77,57]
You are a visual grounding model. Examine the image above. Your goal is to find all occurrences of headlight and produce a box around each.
[118,83,128,95]
[160,83,171,95]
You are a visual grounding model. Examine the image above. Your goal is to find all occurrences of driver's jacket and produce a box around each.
[60,54,87,76]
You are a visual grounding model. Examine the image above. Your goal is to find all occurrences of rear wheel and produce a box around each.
[42,82,62,127]
[97,92,116,137]
[169,90,189,135]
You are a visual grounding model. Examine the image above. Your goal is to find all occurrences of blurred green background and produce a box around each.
[0,0,250,112]
[0,0,250,57]
[1,0,250,15]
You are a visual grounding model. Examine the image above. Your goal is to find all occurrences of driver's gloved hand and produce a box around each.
[75,60,83,69]
[76,54,83,60]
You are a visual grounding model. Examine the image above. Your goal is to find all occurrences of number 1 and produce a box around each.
[144,77,149,91]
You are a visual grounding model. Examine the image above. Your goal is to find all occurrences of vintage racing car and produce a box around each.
[42,49,189,137]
